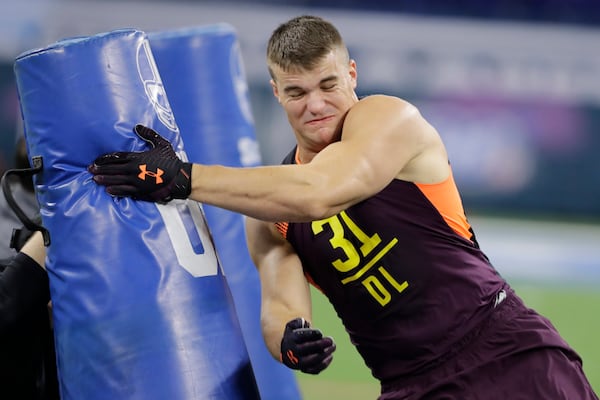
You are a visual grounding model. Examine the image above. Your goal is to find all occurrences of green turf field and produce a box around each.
[297,283,600,400]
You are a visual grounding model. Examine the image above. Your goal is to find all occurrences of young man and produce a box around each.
[89,15,598,399]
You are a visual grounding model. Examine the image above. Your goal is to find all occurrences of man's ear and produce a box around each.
[349,59,358,90]
[270,79,281,103]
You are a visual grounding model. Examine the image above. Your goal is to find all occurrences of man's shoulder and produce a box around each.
[357,94,410,106]
[351,94,416,119]
[347,95,419,127]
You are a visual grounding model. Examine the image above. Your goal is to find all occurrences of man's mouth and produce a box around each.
[306,115,334,125]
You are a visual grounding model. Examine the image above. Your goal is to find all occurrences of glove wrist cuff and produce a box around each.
[170,162,192,200]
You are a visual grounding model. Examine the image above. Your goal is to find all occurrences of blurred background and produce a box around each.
[1,0,599,398]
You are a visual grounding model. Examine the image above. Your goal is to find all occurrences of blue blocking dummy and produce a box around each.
[14,29,259,400]
[149,25,302,400]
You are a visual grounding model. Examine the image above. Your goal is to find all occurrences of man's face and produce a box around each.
[270,47,358,153]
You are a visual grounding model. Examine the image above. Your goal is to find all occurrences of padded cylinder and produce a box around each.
[149,24,301,400]
[14,29,259,400]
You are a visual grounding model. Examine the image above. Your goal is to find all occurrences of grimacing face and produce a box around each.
[270,47,358,155]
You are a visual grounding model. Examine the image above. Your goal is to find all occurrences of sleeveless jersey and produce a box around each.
[276,147,507,382]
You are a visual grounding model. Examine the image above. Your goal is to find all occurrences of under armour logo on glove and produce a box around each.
[138,164,164,184]
[285,349,299,366]
[88,124,192,203]
[280,318,336,374]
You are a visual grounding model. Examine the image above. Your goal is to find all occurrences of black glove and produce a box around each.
[88,124,192,203]
[280,318,336,374]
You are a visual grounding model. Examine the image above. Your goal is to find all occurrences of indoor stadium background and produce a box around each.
[1,1,598,398]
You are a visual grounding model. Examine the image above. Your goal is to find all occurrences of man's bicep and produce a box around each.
[245,217,284,269]
[341,96,448,184]
[245,217,303,284]
[308,96,425,207]
[245,217,311,315]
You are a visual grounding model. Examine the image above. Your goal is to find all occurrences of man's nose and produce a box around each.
[306,91,326,113]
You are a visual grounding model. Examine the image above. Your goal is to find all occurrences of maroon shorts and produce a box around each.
[379,291,599,400]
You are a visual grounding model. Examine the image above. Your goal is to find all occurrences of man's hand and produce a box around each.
[280,318,336,374]
[88,125,192,203]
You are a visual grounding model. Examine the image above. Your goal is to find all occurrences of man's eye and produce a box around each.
[288,91,304,98]
[322,84,336,91]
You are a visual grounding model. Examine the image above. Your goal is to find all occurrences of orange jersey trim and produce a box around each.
[415,169,473,241]
[275,221,289,238]
[294,147,302,165]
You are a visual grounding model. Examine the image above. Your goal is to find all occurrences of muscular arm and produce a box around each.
[189,96,448,222]
[245,217,312,359]
[0,231,49,335]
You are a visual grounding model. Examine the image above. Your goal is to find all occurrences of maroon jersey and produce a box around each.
[276,148,510,382]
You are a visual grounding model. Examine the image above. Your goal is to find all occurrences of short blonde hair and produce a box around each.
[266,15,348,80]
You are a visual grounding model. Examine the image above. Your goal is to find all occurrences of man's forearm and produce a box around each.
[189,163,336,222]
